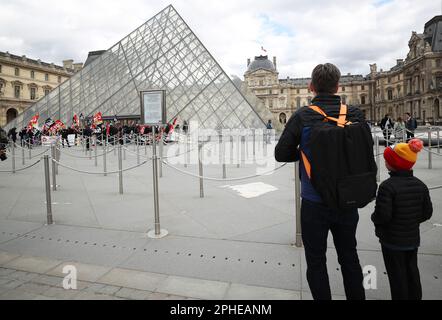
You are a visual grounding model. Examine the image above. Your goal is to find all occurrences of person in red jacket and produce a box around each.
[372,139,433,300]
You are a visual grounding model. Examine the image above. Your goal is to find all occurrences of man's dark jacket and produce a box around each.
[371,171,432,248]
[274,94,366,203]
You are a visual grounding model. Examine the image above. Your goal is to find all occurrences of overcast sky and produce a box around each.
[0,0,439,79]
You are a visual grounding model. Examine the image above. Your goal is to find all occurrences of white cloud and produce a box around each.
[0,0,439,78]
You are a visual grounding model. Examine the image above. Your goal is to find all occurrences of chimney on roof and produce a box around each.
[273,56,277,69]
[247,58,250,67]
[397,59,404,65]
[63,59,74,70]
[73,63,83,72]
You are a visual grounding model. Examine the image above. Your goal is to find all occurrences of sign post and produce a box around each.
[141,90,168,239]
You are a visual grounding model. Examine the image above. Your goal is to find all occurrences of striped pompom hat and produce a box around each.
[384,139,424,171]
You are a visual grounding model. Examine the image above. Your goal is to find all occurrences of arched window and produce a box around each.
[361,95,366,105]
[279,113,287,125]
[6,108,18,124]
[296,97,301,109]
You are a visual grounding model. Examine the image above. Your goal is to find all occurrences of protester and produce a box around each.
[61,128,70,148]
[371,139,432,300]
[0,126,8,161]
[405,112,418,141]
[7,127,17,145]
[275,63,372,300]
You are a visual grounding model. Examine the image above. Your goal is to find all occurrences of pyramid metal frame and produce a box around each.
[5,5,266,131]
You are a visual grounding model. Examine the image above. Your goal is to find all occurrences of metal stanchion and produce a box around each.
[159,133,163,178]
[263,130,268,157]
[428,129,432,170]
[144,137,147,156]
[55,141,60,175]
[147,126,168,239]
[437,128,440,154]
[375,135,380,182]
[220,133,226,179]
[294,162,302,248]
[43,155,53,225]
[11,142,16,174]
[123,134,126,161]
[51,145,57,191]
[21,145,25,166]
[137,136,140,165]
[103,143,107,177]
[198,142,204,198]
[28,139,32,159]
[94,139,98,167]
[118,144,123,194]
[236,133,240,168]
[241,135,245,166]
[252,128,256,158]
[184,133,189,168]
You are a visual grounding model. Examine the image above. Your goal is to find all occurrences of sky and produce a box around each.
[0,0,439,79]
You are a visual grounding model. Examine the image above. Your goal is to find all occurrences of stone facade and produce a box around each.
[244,15,442,126]
[0,51,82,127]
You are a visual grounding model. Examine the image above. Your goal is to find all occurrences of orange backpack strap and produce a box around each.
[337,104,348,128]
[300,150,312,179]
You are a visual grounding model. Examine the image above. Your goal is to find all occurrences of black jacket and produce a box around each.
[275,95,366,163]
[371,171,432,247]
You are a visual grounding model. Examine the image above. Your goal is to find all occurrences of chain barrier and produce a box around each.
[161,160,288,182]
[51,158,149,175]
[0,158,42,173]
[429,185,442,191]
[55,145,116,159]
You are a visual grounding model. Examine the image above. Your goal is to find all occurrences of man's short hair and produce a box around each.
[311,63,341,94]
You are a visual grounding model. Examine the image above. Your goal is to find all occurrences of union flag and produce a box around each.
[93,112,103,126]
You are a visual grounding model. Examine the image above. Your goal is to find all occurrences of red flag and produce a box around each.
[140,126,145,135]
[27,114,39,132]
[49,120,64,134]
[73,114,80,128]
[106,123,110,136]
[93,112,103,126]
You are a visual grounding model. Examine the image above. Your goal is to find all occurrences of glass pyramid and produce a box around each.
[5,5,266,131]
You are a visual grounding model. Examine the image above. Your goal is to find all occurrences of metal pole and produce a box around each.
[437,128,440,154]
[236,132,240,168]
[137,136,140,165]
[12,142,16,174]
[144,136,147,155]
[94,139,98,167]
[375,135,380,182]
[55,141,60,175]
[220,133,226,179]
[241,135,245,166]
[294,162,302,248]
[184,132,188,168]
[28,139,32,159]
[44,155,53,225]
[252,129,256,158]
[147,126,168,239]
[103,143,107,177]
[51,145,57,191]
[199,142,204,198]
[21,145,25,166]
[159,132,163,178]
[428,129,432,170]
[118,144,123,194]
[123,134,126,161]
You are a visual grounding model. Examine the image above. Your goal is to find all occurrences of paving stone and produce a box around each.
[224,284,301,300]
[74,291,126,300]
[47,262,112,283]
[31,274,63,286]
[4,256,62,274]
[16,282,52,295]
[0,252,20,266]
[156,276,229,300]
[0,279,26,289]
[0,268,16,277]
[115,287,152,300]
[97,268,167,292]
[8,270,39,282]
[95,285,121,296]
[0,288,39,300]
[145,292,171,300]
[42,287,81,300]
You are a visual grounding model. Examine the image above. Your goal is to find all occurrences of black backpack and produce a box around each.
[301,105,378,211]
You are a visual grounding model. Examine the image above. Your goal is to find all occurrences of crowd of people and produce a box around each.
[380,112,418,145]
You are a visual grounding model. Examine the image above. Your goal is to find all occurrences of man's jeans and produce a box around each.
[301,199,365,300]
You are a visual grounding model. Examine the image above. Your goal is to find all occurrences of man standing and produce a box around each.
[405,112,417,141]
[380,114,394,146]
[275,63,366,300]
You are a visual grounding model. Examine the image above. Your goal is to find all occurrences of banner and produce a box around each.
[73,114,80,128]
[43,118,55,131]
[49,120,65,134]
[93,112,103,126]
[27,114,39,132]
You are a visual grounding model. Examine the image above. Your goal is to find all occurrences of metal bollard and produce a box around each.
[51,145,57,191]
[22,146,25,166]
[375,135,380,182]
[12,142,16,174]
[137,136,140,165]
[147,126,168,239]
[94,140,98,167]
[103,144,107,177]
[428,129,432,170]
[43,155,53,225]
[118,144,123,194]
[198,142,204,198]
[159,134,163,178]
[437,128,440,154]
[294,162,302,248]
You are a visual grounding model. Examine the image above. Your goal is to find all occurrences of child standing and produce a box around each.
[371,139,433,300]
